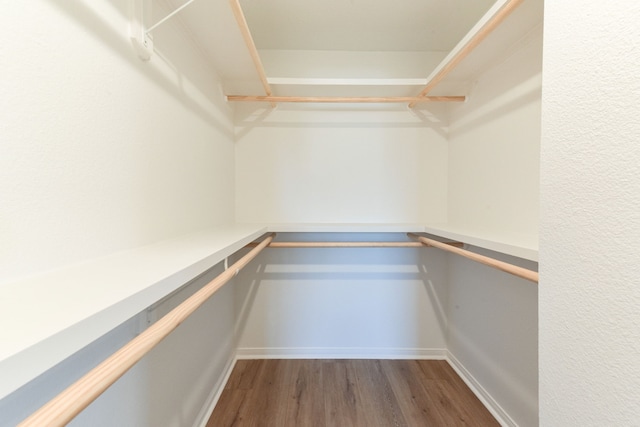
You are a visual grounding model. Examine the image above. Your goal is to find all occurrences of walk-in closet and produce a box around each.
[1,1,639,426]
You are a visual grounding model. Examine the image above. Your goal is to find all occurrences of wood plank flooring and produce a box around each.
[207,359,499,427]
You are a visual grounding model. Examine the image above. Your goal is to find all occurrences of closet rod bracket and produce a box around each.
[130,0,153,61]
[146,0,199,34]
[130,0,199,61]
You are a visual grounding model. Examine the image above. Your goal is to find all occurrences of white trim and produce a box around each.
[236,347,447,360]
[446,351,518,427]
[193,355,237,427]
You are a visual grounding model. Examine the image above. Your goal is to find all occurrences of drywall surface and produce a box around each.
[0,266,236,427]
[0,1,235,284]
[235,107,448,224]
[447,25,542,246]
[444,25,542,426]
[540,2,640,426]
[447,248,538,426]
[235,233,448,358]
[0,1,236,425]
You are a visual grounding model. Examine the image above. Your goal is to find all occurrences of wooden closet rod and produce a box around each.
[17,233,276,427]
[408,233,538,283]
[245,241,464,248]
[226,95,466,104]
[229,0,273,99]
[408,0,524,108]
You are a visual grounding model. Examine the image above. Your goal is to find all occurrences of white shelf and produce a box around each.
[265,223,427,233]
[423,224,538,261]
[0,224,267,400]
[0,222,536,399]
[264,223,538,260]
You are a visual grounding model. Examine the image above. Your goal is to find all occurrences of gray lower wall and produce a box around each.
[447,247,538,426]
[0,263,236,427]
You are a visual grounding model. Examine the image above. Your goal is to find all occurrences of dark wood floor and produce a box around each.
[207,359,499,426]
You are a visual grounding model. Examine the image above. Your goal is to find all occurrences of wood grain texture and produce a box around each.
[248,360,293,425]
[351,360,406,426]
[286,360,325,427]
[323,360,366,427]
[209,360,499,426]
[382,360,448,425]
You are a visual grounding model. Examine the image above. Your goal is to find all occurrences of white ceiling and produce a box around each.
[240,0,498,52]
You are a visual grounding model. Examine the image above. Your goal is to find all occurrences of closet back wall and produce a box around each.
[234,233,448,358]
[234,107,449,224]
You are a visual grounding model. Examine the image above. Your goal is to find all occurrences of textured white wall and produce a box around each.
[540,2,640,426]
[234,107,448,224]
[0,1,236,425]
[0,1,235,284]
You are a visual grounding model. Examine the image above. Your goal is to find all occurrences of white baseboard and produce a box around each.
[446,351,518,427]
[236,347,447,360]
[193,355,237,427]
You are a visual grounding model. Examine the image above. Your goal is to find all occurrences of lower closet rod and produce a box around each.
[245,241,464,248]
[249,241,418,248]
[17,233,276,427]
[408,233,539,283]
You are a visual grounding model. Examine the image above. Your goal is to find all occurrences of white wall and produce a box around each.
[447,25,542,245]
[540,2,640,425]
[235,233,448,358]
[235,106,449,224]
[445,25,542,427]
[233,105,451,360]
[0,1,235,284]
[0,1,236,425]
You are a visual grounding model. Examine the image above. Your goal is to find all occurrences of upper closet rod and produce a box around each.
[17,233,276,427]
[408,0,524,108]
[229,0,274,104]
[408,233,538,283]
[227,95,465,104]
